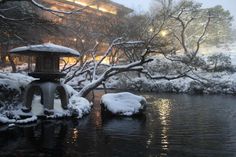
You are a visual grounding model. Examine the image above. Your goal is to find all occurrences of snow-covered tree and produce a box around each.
[151,0,233,55]
[207,53,232,72]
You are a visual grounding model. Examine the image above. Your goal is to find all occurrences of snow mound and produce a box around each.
[0,72,33,93]
[101,92,147,116]
[68,95,92,118]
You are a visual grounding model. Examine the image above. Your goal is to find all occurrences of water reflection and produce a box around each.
[102,117,145,136]
[156,99,171,151]
[1,93,236,157]
[145,97,172,157]
[0,120,72,156]
[71,128,79,144]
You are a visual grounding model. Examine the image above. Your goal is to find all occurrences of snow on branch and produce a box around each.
[92,38,144,81]
[0,14,30,21]
[0,6,16,11]
[78,57,154,97]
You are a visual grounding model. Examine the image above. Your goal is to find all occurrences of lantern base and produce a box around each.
[22,80,69,113]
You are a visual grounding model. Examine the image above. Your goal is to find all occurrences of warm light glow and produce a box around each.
[96,40,99,44]
[73,38,77,42]
[96,56,110,64]
[149,27,154,32]
[160,30,168,37]
[65,0,117,15]
[5,56,9,61]
[82,39,85,43]
[61,57,78,65]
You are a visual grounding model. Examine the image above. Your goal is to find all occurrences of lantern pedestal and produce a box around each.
[22,80,69,113]
[10,43,80,114]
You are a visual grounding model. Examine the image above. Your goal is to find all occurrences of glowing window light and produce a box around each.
[65,0,117,15]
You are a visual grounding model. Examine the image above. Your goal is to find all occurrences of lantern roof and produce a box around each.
[10,43,80,57]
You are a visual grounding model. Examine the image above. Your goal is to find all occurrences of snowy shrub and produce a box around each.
[188,82,205,94]
[206,53,233,72]
[190,56,207,69]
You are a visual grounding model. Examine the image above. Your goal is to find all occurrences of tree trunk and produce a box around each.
[0,44,7,66]
[7,55,16,72]
[214,60,218,72]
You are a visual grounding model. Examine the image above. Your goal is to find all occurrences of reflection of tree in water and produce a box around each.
[1,93,236,156]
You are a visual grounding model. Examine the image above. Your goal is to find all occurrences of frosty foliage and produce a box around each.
[0,72,34,103]
[206,53,233,72]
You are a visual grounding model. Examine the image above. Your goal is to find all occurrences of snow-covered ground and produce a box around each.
[101,92,146,116]
[0,73,92,124]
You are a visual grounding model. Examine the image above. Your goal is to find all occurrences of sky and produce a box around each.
[113,0,236,26]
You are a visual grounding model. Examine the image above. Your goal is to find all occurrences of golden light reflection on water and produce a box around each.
[146,98,172,151]
[157,99,171,151]
[158,99,171,151]
[148,98,171,152]
[72,128,79,144]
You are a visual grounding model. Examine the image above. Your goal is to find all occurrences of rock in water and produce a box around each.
[101,92,147,116]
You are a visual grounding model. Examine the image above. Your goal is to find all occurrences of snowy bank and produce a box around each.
[0,72,34,100]
[0,73,92,124]
[108,71,236,95]
[101,92,147,116]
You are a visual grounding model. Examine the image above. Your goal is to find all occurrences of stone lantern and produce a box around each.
[10,43,80,113]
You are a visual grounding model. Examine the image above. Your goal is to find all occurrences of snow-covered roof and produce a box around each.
[10,43,80,57]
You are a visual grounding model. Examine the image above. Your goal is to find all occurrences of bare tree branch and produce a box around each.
[0,14,30,21]
[78,57,153,97]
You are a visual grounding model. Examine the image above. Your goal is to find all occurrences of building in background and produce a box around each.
[39,0,133,64]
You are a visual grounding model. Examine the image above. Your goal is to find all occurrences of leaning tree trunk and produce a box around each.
[78,76,104,97]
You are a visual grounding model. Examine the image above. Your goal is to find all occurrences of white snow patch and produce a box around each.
[101,92,146,116]
[0,116,16,124]
[0,72,33,93]
[68,94,92,118]
[8,123,16,127]
[15,116,37,124]
[10,43,80,57]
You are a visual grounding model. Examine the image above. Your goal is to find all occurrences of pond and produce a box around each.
[0,92,236,157]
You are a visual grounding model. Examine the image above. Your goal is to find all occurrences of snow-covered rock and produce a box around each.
[101,92,147,116]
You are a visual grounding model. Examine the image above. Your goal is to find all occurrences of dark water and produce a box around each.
[0,92,236,157]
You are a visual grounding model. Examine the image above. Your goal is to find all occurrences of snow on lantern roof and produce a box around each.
[10,43,80,57]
